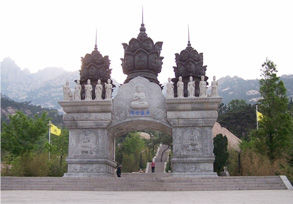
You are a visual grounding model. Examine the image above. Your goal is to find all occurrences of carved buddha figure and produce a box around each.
[166,78,174,98]
[188,76,195,98]
[105,79,112,99]
[84,79,93,101]
[130,85,149,109]
[95,79,103,100]
[63,81,73,101]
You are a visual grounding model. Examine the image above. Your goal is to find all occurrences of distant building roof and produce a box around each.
[212,122,241,152]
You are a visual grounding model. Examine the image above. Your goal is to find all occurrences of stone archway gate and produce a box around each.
[59,76,221,177]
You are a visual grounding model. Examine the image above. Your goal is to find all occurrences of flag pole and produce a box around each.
[48,120,51,160]
[256,105,258,130]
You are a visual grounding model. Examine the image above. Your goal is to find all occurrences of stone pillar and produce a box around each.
[166,97,221,177]
[59,100,116,177]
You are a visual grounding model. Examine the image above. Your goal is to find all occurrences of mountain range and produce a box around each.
[1,57,293,110]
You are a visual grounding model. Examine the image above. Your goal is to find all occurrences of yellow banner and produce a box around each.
[257,111,263,121]
[50,123,61,136]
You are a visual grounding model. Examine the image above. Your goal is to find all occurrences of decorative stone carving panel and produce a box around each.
[173,127,203,157]
[112,77,167,123]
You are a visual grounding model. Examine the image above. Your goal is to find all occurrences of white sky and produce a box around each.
[1,0,292,84]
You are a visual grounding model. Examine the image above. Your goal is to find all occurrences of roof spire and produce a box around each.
[142,6,144,25]
[187,25,191,47]
[94,29,97,51]
[138,6,146,36]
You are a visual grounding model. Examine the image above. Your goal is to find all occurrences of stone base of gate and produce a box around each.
[166,97,222,177]
[171,157,217,177]
[64,159,117,177]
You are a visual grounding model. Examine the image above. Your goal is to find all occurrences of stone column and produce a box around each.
[59,100,116,177]
[166,97,221,177]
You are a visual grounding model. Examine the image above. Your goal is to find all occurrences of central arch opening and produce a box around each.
[109,119,172,175]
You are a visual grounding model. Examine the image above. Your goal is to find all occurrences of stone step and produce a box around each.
[1,176,290,191]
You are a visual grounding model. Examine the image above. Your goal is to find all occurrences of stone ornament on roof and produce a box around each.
[84,79,93,101]
[63,81,73,101]
[199,75,207,97]
[188,76,195,98]
[210,76,219,97]
[121,18,163,86]
[166,78,174,99]
[95,79,103,100]
[79,32,113,100]
[105,79,113,100]
[73,80,81,101]
[172,28,208,97]
[177,76,184,98]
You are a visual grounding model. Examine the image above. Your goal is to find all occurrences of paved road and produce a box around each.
[2,190,293,204]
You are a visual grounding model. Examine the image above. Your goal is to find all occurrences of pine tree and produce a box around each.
[258,59,293,160]
[213,134,229,174]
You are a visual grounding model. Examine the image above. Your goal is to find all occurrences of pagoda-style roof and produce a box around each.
[78,39,112,99]
[172,37,208,97]
[121,21,163,86]
[173,43,207,80]
[80,46,111,85]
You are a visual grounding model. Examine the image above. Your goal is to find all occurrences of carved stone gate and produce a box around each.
[59,20,221,177]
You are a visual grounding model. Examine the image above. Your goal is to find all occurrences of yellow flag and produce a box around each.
[50,123,61,136]
[257,111,263,121]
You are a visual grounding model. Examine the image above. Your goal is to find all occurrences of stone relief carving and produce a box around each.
[130,85,149,109]
[63,81,73,101]
[84,79,93,101]
[95,79,103,100]
[70,130,100,157]
[187,76,195,98]
[166,78,174,99]
[105,79,112,99]
[199,75,207,97]
[173,128,202,157]
[177,76,184,98]
[210,76,219,97]
[73,80,81,101]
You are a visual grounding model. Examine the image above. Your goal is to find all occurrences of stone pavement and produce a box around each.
[2,190,293,204]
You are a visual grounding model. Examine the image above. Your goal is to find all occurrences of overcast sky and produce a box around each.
[1,0,292,84]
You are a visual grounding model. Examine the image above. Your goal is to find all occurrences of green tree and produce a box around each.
[46,129,69,176]
[115,132,146,172]
[145,130,172,161]
[257,59,293,160]
[218,100,256,139]
[213,134,229,174]
[1,111,49,157]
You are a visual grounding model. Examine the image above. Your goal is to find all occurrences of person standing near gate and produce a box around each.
[151,161,155,173]
[116,165,122,177]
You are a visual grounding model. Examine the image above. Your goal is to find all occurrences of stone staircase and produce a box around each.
[146,144,170,173]
[1,175,291,191]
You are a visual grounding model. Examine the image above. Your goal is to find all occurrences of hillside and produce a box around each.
[1,95,63,126]
[218,75,293,104]
[0,58,79,111]
[1,58,293,108]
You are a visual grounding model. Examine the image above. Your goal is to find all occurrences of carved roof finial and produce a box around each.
[94,29,98,51]
[188,25,191,47]
[139,6,146,35]
[142,6,144,24]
